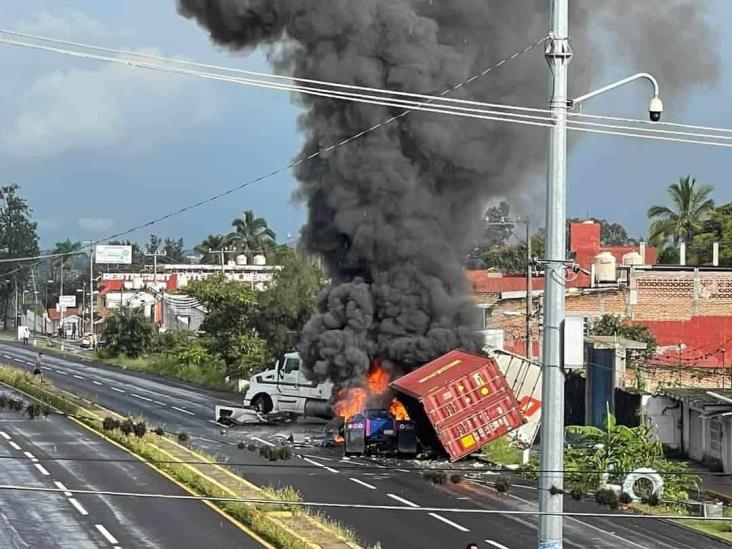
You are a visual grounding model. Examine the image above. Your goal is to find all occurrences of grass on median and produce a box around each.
[0,365,78,416]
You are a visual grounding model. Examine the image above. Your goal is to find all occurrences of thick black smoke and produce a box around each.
[179,1,719,388]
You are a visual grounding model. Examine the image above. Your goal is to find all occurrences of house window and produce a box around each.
[710,416,723,455]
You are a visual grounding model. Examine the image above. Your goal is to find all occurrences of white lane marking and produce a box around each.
[303,457,339,474]
[110,387,125,393]
[68,498,89,516]
[92,381,103,386]
[25,361,34,366]
[95,524,119,545]
[73,375,85,380]
[2,354,11,359]
[349,477,377,490]
[251,436,274,447]
[171,406,195,416]
[153,400,167,406]
[387,493,420,508]
[131,393,153,402]
[428,512,469,532]
[54,481,72,497]
[55,370,69,376]
[34,463,50,476]
[0,431,10,440]
[23,451,38,462]
[485,541,510,549]
[12,358,23,362]
[8,441,21,451]
[304,454,331,461]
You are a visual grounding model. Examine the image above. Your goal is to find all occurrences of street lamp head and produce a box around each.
[649,96,663,122]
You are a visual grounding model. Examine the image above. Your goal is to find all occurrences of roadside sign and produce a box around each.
[96,245,132,264]
[59,295,76,308]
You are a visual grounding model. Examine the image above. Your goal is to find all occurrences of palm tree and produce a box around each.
[227,210,276,257]
[53,239,82,279]
[194,234,229,264]
[647,176,715,246]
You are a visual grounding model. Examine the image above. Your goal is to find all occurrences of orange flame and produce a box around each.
[333,387,367,420]
[367,360,389,395]
[389,398,410,421]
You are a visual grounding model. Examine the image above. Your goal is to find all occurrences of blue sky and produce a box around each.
[0,1,730,248]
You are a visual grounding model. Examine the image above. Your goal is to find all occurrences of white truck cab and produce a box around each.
[215,352,334,425]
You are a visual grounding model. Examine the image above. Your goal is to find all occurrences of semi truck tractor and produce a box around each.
[215,352,334,425]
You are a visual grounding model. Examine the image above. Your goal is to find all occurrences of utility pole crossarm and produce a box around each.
[571,72,660,106]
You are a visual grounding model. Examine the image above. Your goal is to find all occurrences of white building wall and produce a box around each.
[642,395,681,448]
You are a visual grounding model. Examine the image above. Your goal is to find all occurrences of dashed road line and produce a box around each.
[23,451,38,462]
[54,481,72,497]
[303,457,339,474]
[0,431,10,440]
[8,441,21,451]
[68,497,89,516]
[428,512,469,532]
[95,524,119,545]
[387,493,420,508]
[153,400,167,406]
[349,477,377,490]
[12,357,23,362]
[92,381,103,386]
[485,540,510,549]
[251,436,275,447]
[131,393,153,402]
[110,387,125,393]
[73,374,85,380]
[55,370,69,376]
[2,354,11,359]
[171,406,195,416]
[34,463,50,476]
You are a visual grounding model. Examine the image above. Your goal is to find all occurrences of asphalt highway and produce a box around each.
[0,384,265,548]
[2,341,728,549]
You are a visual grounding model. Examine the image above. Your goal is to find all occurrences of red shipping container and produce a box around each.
[391,349,526,462]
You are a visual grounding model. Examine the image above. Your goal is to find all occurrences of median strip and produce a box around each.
[0,364,367,549]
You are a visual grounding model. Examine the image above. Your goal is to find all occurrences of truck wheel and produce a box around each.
[251,395,273,414]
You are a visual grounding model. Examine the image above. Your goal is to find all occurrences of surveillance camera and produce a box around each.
[649,96,663,122]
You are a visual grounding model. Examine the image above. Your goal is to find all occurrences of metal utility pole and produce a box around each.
[145,250,167,326]
[209,248,234,274]
[89,245,94,338]
[540,2,571,548]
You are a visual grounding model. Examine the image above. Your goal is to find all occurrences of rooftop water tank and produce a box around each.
[622,251,644,266]
[593,252,617,283]
[252,254,266,266]
[235,254,248,266]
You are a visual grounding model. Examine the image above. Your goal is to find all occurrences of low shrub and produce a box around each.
[120,418,135,436]
[642,493,660,507]
[177,431,190,443]
[25,403,43,419]
[237,441,247,450]
[450,474,463,484]
[619,492,632,505]
[153,426,165,436]
[0,394,8,410]
[103,417,120,431]
[132,421,147,438]
[8,398,24,412]
[495,475,511,494]
[595,488,619,510]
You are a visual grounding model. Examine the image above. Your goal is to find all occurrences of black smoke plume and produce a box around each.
[179,1,719,389]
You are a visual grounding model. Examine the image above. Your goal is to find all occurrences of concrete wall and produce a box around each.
[642,395,681,449]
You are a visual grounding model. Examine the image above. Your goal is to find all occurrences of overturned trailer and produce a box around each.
[390,349,526,462]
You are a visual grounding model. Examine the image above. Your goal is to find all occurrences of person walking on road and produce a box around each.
[22,326,30,346]
[33,353,44,383]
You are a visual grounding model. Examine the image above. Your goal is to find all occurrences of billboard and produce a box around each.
[96,245,132,265]
[59,295,77,308]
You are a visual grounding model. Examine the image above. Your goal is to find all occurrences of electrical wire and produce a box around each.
[0,483,726,521]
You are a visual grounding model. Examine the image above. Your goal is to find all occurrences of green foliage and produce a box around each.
[103,307,156,358]
[481,435,524,465]
[494,476,511,493]
[648,176,715,253]
[590,314,657,358]
[482,232,545,274]
[228,210,277,258]
[565,408,699,504]
[194,234,229,264]
[423,470,448,484]
[185,274,268,377]
[687,203,732,266]
[255,251,323,360]
[619,491,632,505]
[570,485,585,501]
[594,488,619,510]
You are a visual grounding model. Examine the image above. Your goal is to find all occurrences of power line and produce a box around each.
[0,482,725,521]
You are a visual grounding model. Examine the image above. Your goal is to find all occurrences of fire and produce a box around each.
[389,398,410,421]
[367,360,389,395]
[333,387,367,419]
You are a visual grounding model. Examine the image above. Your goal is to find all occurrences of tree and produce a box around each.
[481,201,513,248]
[228,210,276,257]
[647,176,715,248]
[102,307,156,358]
[255,251,323,360]
[684,203,732,266]
[482,232,545,274]
[145,234,162,254]
[163,238,187,263]
[184,274,268,377]
[195,234,229,265]
[589,314,656,359]
[0,185,39,328]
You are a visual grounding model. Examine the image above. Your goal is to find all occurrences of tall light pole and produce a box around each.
[145,250,167,327]
[540,2,571,547]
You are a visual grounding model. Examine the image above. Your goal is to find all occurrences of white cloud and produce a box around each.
[77,217,114,232]
[1,12,223,158]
